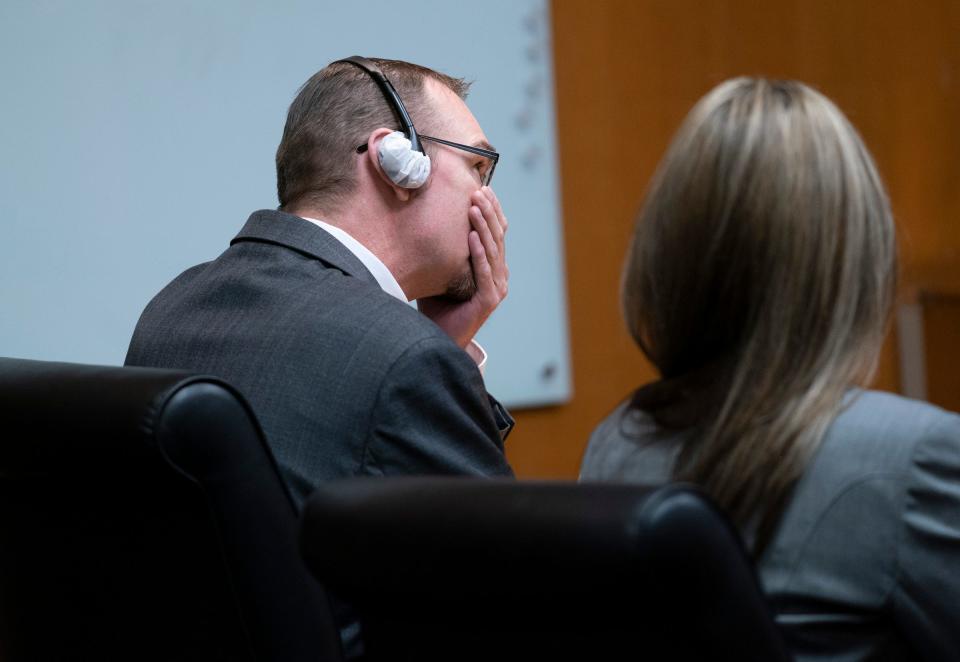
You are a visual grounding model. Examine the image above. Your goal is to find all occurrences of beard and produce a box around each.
[440,263,477,302]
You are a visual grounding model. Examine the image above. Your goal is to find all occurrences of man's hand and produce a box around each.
[418,186,509,350]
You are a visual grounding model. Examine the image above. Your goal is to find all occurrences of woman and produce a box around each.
[580,78,960,660]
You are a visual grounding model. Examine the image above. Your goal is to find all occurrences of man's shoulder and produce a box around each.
[236,265,468,372]
[329,293,467,367]
[129,219,473,383]
[135,259,215,320]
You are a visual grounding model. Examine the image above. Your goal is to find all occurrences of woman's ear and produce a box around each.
[364,128,411,202]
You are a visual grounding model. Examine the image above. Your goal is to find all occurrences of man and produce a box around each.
[126,56,514,509]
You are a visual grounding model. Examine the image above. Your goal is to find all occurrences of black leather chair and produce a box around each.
[0,357,342,662]
[301,478,791,661]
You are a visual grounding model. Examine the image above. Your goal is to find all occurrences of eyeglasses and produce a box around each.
[356,134,499,186]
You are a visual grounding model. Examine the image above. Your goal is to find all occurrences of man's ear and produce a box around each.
[364,128,411,202]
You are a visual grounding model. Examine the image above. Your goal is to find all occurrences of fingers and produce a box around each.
[469,202,500,263]
[469,200,508,299]
[484,188,509,286]
[472,187,507,244]
[481,186,508,235]
[468,230,492,289]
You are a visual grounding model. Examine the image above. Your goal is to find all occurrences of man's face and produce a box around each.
[407,80,496,301]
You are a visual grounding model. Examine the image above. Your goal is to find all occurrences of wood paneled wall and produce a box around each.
[506,1,960,478]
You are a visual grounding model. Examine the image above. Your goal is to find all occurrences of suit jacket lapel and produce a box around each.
[231,209,378,286]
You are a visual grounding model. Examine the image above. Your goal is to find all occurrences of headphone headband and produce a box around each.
[335,55,424,154]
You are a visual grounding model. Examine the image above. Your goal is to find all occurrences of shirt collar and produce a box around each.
[299,216,408,302]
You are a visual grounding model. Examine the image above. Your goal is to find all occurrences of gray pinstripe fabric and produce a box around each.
[126,209,514,509]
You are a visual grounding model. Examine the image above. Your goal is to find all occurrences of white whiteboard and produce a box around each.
[0,0,570,408]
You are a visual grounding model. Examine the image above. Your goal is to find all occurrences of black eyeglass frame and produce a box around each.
[356,135,499,186]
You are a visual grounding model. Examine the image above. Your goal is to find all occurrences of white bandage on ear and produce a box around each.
[377,131,431,189]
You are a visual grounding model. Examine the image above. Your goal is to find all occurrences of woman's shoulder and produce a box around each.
[826,389,960,459]
[579,396,680,483]
[843,388,959,419]
[763,391,960,655]
[768,388,960,573]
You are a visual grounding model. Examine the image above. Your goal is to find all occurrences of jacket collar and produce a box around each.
[231,209,377,286]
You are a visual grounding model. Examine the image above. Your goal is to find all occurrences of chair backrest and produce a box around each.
[301,477,791,661]
[0,357,342,662]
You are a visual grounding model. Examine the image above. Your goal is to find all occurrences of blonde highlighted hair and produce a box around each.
[622,78,896,550]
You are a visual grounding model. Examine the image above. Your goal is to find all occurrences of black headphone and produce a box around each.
[335,55,431,188]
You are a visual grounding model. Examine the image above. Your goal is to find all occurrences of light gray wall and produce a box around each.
[0,0,570,407]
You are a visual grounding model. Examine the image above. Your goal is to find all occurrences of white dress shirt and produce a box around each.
[300,216,487,372]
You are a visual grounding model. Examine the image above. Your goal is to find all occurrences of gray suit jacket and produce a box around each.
[581,389,960,661]
[126,210,514,509]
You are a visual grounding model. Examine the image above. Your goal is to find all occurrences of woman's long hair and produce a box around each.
[622,78,896,551]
